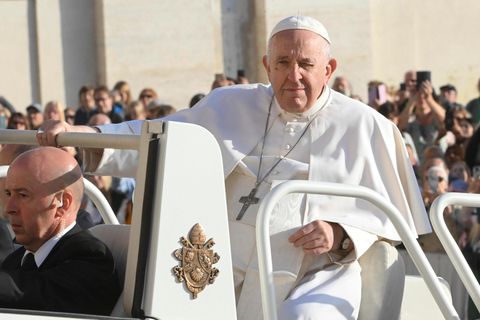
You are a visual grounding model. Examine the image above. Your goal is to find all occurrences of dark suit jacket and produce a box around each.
[0,219,14,265]
[0,224,121,315]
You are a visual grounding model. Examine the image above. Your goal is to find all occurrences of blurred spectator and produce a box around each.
[111,90,127,112]
[403,132,421,182]
[367,81,389,110]
[127,100,147,120]
[189,93,205,108]
[351,95,362,102]
[44,101,65,122]
[0,105,10,129]
[235,72,249,84]
[90,85,124,123]
[64,107,76,125]
[450,160,471,192]
[398,80,445,165]
[138,88,158,109]
[395,83,409,109]
[74,85,95,125]
[7,113,29,130]
[146,99,165,120]
[26,103,44,130]
[423,145,445,163]
[445,144,465,169]
[113,81,132,109]
[448,106,474,152]
[211,74,234,90]
[377,101,399,126]
[440,84,464,109]
[332,76,351,97]
[418,163,463,252]
[466,78,480,127]
[81,114,113,224]
[148,104,176,120]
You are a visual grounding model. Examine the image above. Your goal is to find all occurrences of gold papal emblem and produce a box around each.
[173,223,220,298]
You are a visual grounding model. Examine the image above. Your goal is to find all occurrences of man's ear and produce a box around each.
[54,191,73,218]
[262,55,271,82]
[324,58,337,86]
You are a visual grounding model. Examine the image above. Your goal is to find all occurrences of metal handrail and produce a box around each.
[0,129,140,150]
[430,193,480,311]
[0,129,142,224]
[256,180,459,320]
[0,166,119,225]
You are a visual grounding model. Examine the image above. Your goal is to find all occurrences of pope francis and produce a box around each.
[38,15,430,320]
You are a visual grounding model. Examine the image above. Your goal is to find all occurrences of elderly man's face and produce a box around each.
[263,29,336,114]
[4,166,61,252]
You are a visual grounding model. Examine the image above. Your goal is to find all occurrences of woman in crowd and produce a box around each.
[127,100,147,120]
[7,112,29,130]
[113,81,132,108]
[44,101,65,122]
[138,88,158,109]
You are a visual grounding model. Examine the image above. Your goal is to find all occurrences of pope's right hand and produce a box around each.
[37,120,73,147]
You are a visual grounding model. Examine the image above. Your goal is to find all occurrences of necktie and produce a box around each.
[21,252,37,271]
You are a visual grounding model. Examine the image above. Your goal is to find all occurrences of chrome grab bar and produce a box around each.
[430,193,480,311]
[256,180,459,320]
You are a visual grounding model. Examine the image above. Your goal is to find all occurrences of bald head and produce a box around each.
[5,147,84,251]
[9,147,84,212]
[88,113,111,127]
[0,144,41,218]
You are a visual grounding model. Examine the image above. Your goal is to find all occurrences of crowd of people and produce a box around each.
[0,13,479,318]
[335,72,480,319]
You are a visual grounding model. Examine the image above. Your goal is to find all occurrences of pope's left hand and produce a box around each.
[288,220,341,255]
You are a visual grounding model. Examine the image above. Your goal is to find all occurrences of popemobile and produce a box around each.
[0,121,478,320]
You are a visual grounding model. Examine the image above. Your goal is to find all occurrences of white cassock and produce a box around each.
[86,84,431,319]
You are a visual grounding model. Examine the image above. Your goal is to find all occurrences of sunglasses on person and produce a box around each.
[66,115,75,120]
[140,94,153,99]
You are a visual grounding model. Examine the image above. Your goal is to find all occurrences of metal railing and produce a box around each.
[0,129,140,150]
[256,180,459,320]
[0,129,141,224]
[430,193,480,311]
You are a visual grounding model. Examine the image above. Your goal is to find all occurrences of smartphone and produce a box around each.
[215,73,225,81]
[368,85,387,106]
[400,83,407,91]
[427,174,438,194]
[416,71,431,90]
[473,166,480,179]
[237,70,245,78]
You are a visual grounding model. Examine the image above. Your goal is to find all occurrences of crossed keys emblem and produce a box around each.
[173,223,220,298]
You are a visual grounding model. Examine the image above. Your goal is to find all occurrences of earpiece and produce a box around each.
[57,191,64,208]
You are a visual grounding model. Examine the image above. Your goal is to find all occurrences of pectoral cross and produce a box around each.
[236,188,259,220]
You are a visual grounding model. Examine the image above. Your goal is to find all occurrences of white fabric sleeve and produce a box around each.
[327,224,378,266]
[83,122,140,177]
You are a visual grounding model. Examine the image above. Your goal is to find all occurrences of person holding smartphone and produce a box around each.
[398,72,446,165]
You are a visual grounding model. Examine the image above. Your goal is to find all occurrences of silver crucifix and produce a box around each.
[236,188,259,220]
